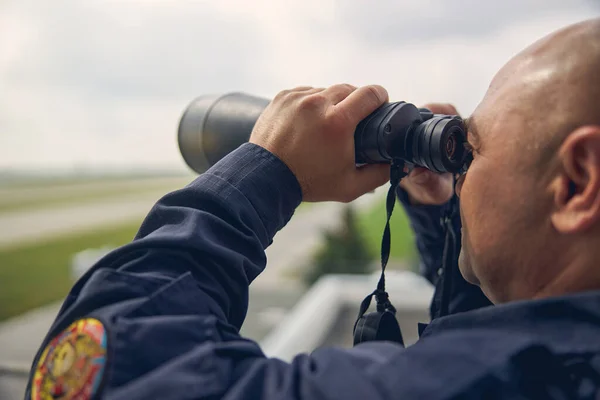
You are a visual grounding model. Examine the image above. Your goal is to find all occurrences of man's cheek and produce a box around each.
[460,180,489,255]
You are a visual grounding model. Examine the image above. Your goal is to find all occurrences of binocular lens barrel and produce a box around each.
[177,92,468,174]
[178,93,269,173]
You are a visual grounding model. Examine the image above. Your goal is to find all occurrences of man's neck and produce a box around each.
[532,256,600,299]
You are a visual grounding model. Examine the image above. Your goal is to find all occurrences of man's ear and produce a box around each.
[551,125,600,233]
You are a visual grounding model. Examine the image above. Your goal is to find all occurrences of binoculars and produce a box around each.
[177,92,470,175]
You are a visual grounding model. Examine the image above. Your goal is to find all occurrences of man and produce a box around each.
[26,18,600,399]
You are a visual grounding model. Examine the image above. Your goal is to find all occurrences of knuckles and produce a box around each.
[297,93,327,110]
[271,86,355,133]
[335,83,357,96]
[273,88,311,104]
[273,88,326,111]
[365,85,387,109]
[273,89,293,102]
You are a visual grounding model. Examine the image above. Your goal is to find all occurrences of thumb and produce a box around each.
[343,164,390,202]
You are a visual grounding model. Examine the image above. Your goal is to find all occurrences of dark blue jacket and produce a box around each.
[26,144,600,399]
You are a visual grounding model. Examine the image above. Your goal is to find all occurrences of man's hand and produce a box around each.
[398,103,458,206]
[250,84,391,202]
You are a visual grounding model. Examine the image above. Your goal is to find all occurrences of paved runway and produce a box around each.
[0,192,164,248]
[0,177,192,207]
[0,177,194,248]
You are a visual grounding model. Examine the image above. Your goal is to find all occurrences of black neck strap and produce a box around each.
[353,159,406,346]
[435,199,457,318]
[433,183,458,319]
[353,163,458,346]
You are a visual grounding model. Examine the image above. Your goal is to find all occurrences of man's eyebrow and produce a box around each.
[463,117,480,143]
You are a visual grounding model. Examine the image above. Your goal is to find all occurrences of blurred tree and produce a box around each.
[304,205,375,286]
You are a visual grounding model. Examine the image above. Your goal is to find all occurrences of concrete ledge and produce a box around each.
[260,271,434,361]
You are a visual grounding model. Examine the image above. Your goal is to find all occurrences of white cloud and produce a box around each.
[0,0,598,171]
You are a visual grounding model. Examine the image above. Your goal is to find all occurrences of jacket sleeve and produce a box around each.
[396,187,492,317]
[26,144,523,400]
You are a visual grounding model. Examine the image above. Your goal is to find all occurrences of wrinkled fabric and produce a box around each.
[26,143,600,399]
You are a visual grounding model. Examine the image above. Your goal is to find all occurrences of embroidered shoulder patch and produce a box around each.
[31,318,108,400]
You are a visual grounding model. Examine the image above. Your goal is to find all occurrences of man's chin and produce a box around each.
[458,249,480,286]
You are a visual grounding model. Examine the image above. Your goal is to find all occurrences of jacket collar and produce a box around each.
[421,289,600,355]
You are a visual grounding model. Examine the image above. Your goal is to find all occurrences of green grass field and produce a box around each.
[0,197,416,323]
[358,198,417,263]
[0,187,170,214]
[0,221,143,322]
[0,204,313,323]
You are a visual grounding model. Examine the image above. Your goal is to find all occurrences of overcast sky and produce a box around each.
[1,0,599,173]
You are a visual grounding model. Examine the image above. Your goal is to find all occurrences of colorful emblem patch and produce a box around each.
[31,318,108,400]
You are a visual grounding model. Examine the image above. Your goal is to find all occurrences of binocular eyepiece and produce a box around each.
[177,92,470,175]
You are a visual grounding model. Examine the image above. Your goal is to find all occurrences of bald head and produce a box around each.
[457,18,600,303]
[489,18,600,170]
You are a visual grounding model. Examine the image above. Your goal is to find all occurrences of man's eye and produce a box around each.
[456,143,474,178]
[464,142,474,154]
[463,142,474,161]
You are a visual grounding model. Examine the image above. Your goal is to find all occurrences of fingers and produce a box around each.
[335,85,389,126]
[274,87,325,103]
[292,86,316,92]
[399,167,455,205]
[341,163,390,202]
[301,87,326,95]
[421,103,461,116]
[408,167,435,184]
[322,84,357,105]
